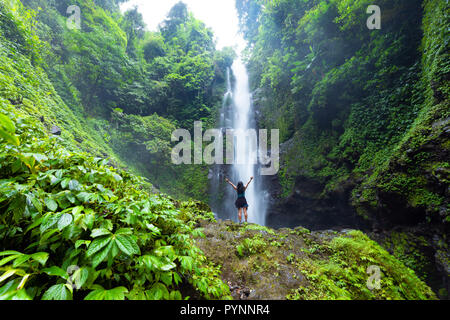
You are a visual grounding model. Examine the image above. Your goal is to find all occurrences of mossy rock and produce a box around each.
[195,220,437,300]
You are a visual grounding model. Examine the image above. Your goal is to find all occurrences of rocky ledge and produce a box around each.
[194,219,437,300]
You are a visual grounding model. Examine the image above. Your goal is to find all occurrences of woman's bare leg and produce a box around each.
[243,207,248,222]
[238,208,242,223]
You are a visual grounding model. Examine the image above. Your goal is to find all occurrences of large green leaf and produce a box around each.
[66,193,76,204]
[0,114,15,133]
[12,254,31,268]
[72,206,84,216]
[115,228,133,235]
[115,235,140,256]
[0,129,20,146]
[0,255,22,267]
[86,236,112,257]
[42,266,68,280]
[160,272,173,286]
[30,196,42,213]
[179,256,193,271]
[146,224,161,235]
[42,284,72,300]
[0,269,18,283]
[26,153,48,163]
[106,287,128,300]
[57,213,73,230]
[90,228,111,238]
[44,198,58,212]
[146,282,169,300]
[142,255,160,271]
[0,280,18,300]
[84,286,128,301]
[159,258,177,272]
[0,251,22,257]
[70,268,89,290]
[82,213,95,230]
[31,252,49,266]
[169,290,182,300]
[113,174,123,182]
[142,255,175,272]
[77,192,92,203]
[91,241,113,268]
[68,180,80,191]
[84,288,106,300]
[40,213,61,233]
[61,178,70,189]
[0,114,20,146]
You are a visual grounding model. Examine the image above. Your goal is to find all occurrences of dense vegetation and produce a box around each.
[237,0,448,226]
[13,0,235,201]
[0,0,233,301]
[0,101,231,300]
[235,0,448,299]
[0,0,446,300]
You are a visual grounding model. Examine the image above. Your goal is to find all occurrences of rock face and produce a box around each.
[50,125,62,136]
[255,97,449,299]
[369,226,449,300]
[262,168,449,299]
[265,174,370,231]
[195,219,436,300]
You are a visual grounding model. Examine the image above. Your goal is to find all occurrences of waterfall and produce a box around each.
[211,58,267,226]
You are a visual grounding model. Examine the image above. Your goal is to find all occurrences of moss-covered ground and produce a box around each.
[195,219,437,300]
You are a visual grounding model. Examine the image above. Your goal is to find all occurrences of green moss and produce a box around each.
[236,235,268,258]
[288,231,437,300]
[195,220,437,300]
[243,223,276,236]
[410,189,443,208]
[380,232,433,283]
[291,226,311,236]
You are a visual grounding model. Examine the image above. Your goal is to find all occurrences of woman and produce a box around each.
[225,176,254,223]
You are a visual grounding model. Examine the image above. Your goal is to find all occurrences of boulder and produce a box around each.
[50,125,62,136]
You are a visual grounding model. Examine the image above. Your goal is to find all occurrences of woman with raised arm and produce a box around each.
[225,176,254,223]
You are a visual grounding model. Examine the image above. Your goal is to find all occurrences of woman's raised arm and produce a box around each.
[245,177,254,190]
[225,178,237,190]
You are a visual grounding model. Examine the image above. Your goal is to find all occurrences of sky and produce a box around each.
[120,0,246,52]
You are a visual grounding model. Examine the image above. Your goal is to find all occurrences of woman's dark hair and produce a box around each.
[237,181,245,194]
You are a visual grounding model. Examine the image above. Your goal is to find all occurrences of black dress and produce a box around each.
[235,191,249,209]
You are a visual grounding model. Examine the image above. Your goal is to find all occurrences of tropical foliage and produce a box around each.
[237,0,449,224]
[0,0,447,301]
[15,0,235,201]
[0,102,231,300]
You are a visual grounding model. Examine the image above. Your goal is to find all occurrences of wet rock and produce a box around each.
[50,125,62,136]
[432,117,450,129]
[227,281,253,300]
[248,289,258,299]
[370,227,449,300]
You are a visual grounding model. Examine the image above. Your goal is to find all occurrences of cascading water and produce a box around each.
[210,58,267,226]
